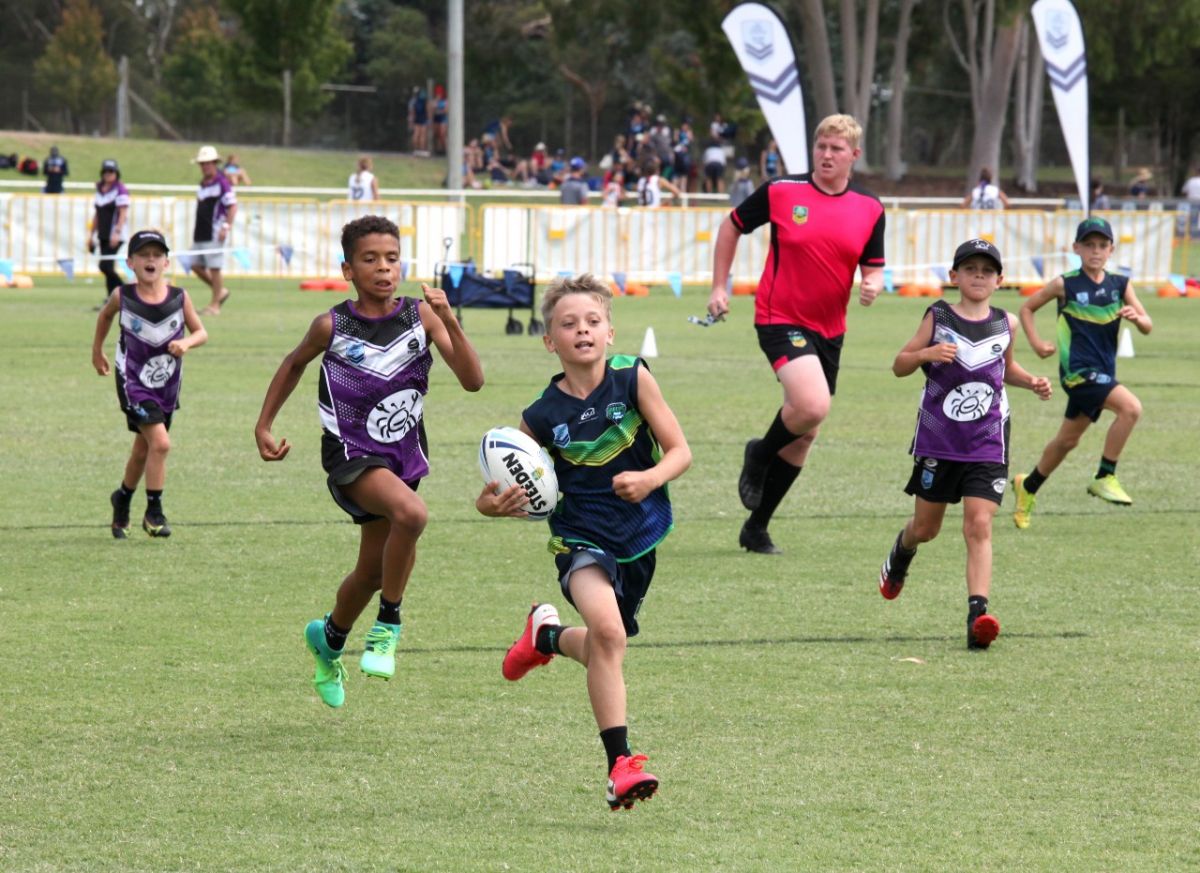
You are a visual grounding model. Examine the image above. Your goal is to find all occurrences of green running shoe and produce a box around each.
[1012,474,1037,529]
[360,621,401,680]
[304,618,347,708]
[1087,474,1132,506]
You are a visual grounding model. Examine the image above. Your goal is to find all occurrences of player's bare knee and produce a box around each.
[587,619,627,657]
[910,520,940,543]
[962,516,992,545]
[387,499,428,536]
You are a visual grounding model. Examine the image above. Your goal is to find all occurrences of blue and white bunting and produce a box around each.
[667,271,682,297]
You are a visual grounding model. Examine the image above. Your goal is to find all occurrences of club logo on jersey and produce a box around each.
[942,381,995,422]
[552,423,571,448]
[787,330,807,349]
[792,206,808,225]
[139,353,177,388]
[131,317,143,335]
[992,478,1007,495]
[606,402,627,423]
[366,389,423,444]
[346,341,366,364]
[407,337,421,352]
[580,407,596,422]
[741,20,773,61]
[1075,291,1090,305]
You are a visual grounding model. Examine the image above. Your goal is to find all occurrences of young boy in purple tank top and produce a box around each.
[877,240,1052,649]
[92,230,208,539]
[255,215,484,708]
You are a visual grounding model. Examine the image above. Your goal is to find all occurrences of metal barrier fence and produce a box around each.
[0,195,470,282]
[1,193,1186,285]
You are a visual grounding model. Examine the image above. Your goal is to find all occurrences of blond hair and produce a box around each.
[540,273,613,327]
[814,114,862,150]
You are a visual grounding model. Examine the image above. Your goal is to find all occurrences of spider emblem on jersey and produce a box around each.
[366,389,423,444]
[139,353,177,388]
[942,381,995,422]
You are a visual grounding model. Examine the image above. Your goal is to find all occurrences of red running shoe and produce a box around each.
[501,603,560,681]
[968,613,1000,650]
[878,560,906,600]
[606,754,659,811]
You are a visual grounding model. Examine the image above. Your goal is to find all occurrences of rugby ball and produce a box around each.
[479,427,559,521]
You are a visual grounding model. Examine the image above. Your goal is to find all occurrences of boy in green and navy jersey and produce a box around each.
[1011,217,1153,527]
[476,274,691,811]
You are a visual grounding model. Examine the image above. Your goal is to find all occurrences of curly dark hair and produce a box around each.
[341,215,400,261]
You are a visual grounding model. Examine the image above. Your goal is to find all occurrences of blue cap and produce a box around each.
[569,157,586,171]
[1075,216,1114,242]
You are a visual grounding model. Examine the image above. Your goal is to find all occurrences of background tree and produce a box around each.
[1009,21,1043,193]
[884,0,920,180]
[359,3,444,149]
[33,0,119,133]
[159,5,233,136]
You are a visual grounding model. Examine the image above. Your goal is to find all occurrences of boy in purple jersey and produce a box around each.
[92,230,208,539]
[255,215,484,708]
[877,240,1052,649]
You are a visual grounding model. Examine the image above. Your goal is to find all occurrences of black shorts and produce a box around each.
[554,544,656,638]
[904,456,1009,505]
[1064,376,1118,422]
[322,435,421,524]
[755,324,844,395]
[704,161,725,181]
[122,399,172,433]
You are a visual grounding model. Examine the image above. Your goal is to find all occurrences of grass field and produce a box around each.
[0,131,445,191]
[1,277,1198,872]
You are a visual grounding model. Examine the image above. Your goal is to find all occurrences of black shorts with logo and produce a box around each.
[904,456,1009,505]
[755,324,844,395]
[1064,375,1119,422]
[122,399,173,433]
[321,433,421,525]
[554,544,656,638]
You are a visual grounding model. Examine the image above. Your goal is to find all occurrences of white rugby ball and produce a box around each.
[479,426,559,521]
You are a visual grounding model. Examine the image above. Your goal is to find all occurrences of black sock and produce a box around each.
[377,596,402,626]
[1023,467,1047,494]
[600,725,630,773]
[1096,456,1117,479]
[116,483,135,501]
[323,615,349,652]
[887,529,917,576]
[755,410,801,461]
[146,489,163,517]
[535,624,566,656]
[748,456,801,528]
[968,595,989,617]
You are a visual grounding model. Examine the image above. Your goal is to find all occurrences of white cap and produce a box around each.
[192,145,220,164]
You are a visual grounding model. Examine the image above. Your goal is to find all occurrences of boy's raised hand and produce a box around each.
[924,342,958,364]
[421,283,454,321]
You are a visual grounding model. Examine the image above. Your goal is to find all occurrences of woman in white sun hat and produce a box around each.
[191,145,237,315]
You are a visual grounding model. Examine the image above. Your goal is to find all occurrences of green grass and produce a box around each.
[2,279,1198,871]
[0,130,445,190]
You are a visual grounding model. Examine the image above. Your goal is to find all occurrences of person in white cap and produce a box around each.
[191,145,237,314]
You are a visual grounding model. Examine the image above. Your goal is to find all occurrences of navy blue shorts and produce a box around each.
[554,544,656,637]
[756,324,844,395]
[904,456,1009,506]
[1064,376,1118,422]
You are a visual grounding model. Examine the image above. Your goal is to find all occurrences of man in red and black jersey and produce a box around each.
[708,114,885,554]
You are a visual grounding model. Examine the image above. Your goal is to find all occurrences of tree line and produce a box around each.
[5,0,1199,189]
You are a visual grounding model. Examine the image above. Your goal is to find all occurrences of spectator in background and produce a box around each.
[729,157,754,207]
[548,148,568,188]
[602,169,626,208]
[1128,167,1153,199]
[349,157,380,201]
[673,119,694,192]
[90,158,130,305]
[709,113,726,145]
[1089,178,1111,212]
[560,157,590,205]
[528,142,550,186]
[412,89,430,156]
[702,140,727,194]
[760,139,783,181]
[432,85,448,155]
[223,154,252,186]
[1182,167,1200,236]
[649,115,674,178]
[191,145,237,315]
[963,167,1009,209]
[407,87,420,151]
[43,145,68,194]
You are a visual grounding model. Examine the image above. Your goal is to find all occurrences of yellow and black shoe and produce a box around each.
[142,512,172,538]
